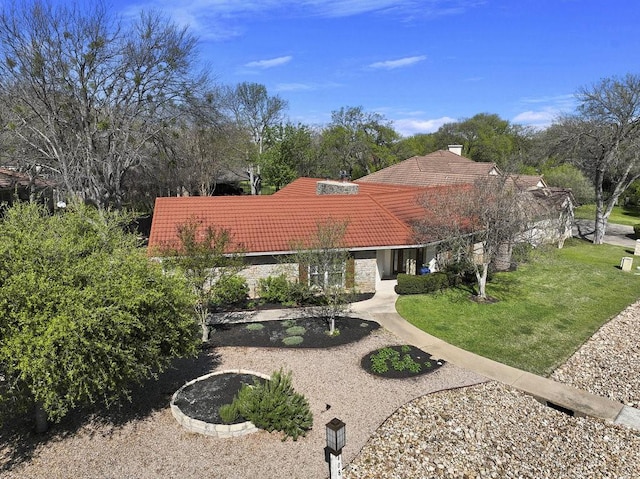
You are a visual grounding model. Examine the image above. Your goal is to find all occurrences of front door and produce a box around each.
[393,249,404,275]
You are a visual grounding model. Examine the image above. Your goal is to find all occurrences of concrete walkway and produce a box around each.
[573,219,638,249]
[350,279,640,431]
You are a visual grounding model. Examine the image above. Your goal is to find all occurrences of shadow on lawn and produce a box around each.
[0,348,222,473]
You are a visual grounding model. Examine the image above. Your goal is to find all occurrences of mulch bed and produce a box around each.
[361,345,446,379]
[172,373,266,424]
[210,316,379,349]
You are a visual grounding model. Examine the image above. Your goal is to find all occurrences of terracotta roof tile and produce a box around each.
[357,150,499,187]
[149,194,418,254]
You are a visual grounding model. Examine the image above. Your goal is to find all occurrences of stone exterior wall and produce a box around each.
[353,255,377,293]
[240,251,378,297]
[316,180,359,195]
[240,258,297,298]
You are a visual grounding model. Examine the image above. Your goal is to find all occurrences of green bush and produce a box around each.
[257,275,319,306]
[634,223,640,238]
[282,335,304,346]
[287,281,316,305]
[511,242,533,265]
[257,274,291,304]
[219,403,239,423]
[211,274,248,306]
[245,323,265,331]
[395,272,449,295]
[221,369,313,441]
[443,260,475,286]
[369,346,422,373]
[285,326,306,336]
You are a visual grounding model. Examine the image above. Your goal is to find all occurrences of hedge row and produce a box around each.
[394,272,450,295]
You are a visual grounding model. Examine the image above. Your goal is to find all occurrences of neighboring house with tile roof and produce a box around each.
[357,149,501,187]
[149,179,453,296]
[357,146,547,194]
[0,167,55,207]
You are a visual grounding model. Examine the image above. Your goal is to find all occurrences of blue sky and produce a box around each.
[114,0,640,136]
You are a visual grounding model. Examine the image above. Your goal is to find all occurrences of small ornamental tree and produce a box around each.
[415,178,533,300]
[293,219,353,335]
[158,218,245,342]
[0,203,199,432]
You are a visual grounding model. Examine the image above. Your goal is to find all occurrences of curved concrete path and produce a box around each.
[350,279,640,431]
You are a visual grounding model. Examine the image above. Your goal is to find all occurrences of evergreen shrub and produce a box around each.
[220,369,313,441]
[211,274,248,306]
[394,272,449,295]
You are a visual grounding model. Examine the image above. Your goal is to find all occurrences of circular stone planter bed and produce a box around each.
[361,345,445,379]
[171,369,269,438]
[210,316,379,348]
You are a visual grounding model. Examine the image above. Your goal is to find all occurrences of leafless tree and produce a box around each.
[223,82,288,194]
[0,1,208,208]
[549,74,640,244]
[414,178,532,300]
[293,219,353,335]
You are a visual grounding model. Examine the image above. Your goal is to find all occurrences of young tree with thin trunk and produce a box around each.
[293,220,353,335]
[158,219,245,342]
[414,178,532,300]
[549,74,640,244]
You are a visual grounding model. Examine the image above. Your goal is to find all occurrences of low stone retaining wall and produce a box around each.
[170,369,271,438]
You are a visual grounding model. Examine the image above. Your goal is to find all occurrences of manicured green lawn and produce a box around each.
[396,239,640,376]
[575,204,640,226]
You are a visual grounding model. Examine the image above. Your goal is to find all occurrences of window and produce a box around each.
[308,262,345,289]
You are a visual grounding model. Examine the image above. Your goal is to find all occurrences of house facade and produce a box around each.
[148,180,446,296]
[148,148,574,295]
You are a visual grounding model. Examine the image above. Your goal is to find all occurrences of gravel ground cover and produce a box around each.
[345,300,640,478]
[3,301,639,479]
[551,300,640,408]
[344,381,640,479]
[0,327,484,479]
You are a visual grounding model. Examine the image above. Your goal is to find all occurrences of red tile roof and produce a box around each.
[274,177,422,197]
[357,150,500,187]
[149,193,423,255]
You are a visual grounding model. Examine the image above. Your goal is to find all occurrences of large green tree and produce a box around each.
[260,123,320,190]
[431,113,532,168]
[0,203,199,432]
[320,106,400,179]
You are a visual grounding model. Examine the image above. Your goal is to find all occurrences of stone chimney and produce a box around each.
[316,180,359,195]
[448,144,463,156]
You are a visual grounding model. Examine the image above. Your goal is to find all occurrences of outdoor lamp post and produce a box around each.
[326,417,346,479]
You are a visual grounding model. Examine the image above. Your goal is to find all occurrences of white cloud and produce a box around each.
[520,93,575,106]
[513,94,576,128]
[369,55,426,70]
[244,56,292,69]
[393,116,456,136]
[275,82,314,92]
[120,1,481,41]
